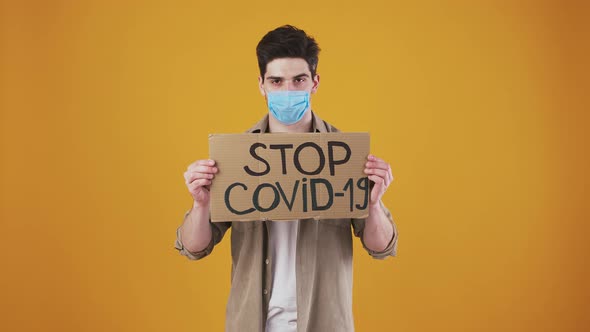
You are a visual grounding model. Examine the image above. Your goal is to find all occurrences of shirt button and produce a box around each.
[263,289,268,295]
[265,259,270,265]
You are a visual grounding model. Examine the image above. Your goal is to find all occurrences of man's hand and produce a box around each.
[362,154,395,253]
[364,154,394,206]
[184,159,218,208]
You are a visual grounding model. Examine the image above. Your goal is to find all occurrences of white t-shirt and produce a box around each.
[265,220,298,332]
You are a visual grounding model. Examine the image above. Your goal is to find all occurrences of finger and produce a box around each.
[187,163,217,171]
[187,159,216,170]
[365,159,390,171]
[388,167,394,184]
[184,167,218,183]
[368,175,384,202]
[187,165,218,174]
[364,168,391,186]
[185,171,215,184]
[367,154,385,163]
[188,179,212,191]
[366,155,393,183]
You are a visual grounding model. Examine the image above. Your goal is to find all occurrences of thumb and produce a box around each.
[368,175,382,204]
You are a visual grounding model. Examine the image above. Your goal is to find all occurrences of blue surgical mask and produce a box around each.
[267,90,310,125]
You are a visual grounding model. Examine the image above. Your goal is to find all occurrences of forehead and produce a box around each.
[264,58,311,78]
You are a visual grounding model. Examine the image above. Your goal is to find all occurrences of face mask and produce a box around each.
[266,90,310,125]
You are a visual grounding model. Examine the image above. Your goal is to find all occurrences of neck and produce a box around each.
[268,109,313,133]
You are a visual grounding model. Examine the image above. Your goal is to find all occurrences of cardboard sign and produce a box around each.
[209,133,370,222]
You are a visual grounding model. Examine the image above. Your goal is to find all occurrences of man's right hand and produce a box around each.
[184,159,218,208]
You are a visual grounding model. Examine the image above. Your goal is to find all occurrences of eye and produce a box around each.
[295,78,306,83]
[271,79,281,85]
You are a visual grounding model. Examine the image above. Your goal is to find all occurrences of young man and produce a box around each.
[175,25,398,332]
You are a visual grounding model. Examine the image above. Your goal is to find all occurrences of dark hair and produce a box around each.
[256,25,321,81]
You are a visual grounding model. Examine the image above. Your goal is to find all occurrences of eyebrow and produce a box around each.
[293,73,310,79]
[265,73,310,80]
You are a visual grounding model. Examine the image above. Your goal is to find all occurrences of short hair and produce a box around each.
[256,25,321,81]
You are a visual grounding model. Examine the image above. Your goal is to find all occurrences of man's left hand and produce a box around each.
[364,154,394,206]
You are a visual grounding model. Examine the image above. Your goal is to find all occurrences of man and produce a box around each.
[175,25,398,332]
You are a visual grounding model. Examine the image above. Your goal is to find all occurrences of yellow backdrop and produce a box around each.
[1,1,588,331]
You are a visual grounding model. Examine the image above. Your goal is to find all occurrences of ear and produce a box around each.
[258,76,266,97]
[311,74,320,94]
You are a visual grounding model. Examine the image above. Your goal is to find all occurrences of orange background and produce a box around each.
[1,1,588,331]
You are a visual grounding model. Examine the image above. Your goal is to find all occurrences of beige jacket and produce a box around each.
[175,111,398,332]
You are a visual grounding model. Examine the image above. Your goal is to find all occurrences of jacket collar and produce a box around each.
[247,110,328,134]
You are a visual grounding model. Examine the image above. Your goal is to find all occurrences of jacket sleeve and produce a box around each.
[174,209,231,260]
[352,200,398,259]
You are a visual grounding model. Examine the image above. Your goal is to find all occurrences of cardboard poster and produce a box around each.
[209,133,370,222]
